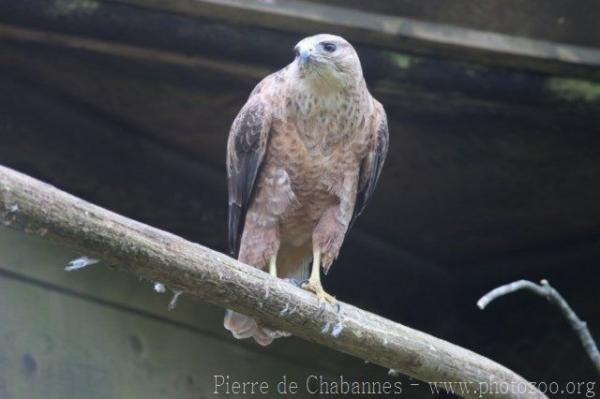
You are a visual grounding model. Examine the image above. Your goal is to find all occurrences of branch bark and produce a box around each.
[478,279,600,375]
[0,165,546,399]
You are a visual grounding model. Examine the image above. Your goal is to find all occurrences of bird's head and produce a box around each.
[293,34,363,91]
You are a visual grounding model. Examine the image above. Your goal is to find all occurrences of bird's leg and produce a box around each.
[302,249,336,305]
[268,254,277,277]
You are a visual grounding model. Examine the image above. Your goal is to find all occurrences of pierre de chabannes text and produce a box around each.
[213,375,597,397]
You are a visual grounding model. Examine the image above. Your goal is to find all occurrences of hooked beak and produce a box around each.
[295,46,313,67]
[300,50,311,64]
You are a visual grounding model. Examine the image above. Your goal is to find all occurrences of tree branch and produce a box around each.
[0,165,546,399]
[478,279,600,375]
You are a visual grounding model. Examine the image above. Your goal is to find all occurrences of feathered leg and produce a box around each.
[302,172,358,305]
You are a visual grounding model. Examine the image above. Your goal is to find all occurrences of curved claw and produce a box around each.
[301,249,337,306]
[301,279,337,306]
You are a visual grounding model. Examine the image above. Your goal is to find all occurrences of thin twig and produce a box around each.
[478,279,600,375]
[0,165,547,399]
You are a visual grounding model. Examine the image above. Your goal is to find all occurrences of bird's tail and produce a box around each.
[223,241,311,346]
[224,310,290,346]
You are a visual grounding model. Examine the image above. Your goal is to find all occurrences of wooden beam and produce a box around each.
[114,0,600,74]
[3,21,600,118]
[0,23,268,80]
[0,164,546,399]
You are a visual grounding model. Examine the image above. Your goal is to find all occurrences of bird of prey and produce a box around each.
[224,34,389,346]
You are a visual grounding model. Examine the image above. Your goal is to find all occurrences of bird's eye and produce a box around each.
[321,42,336,53]
[294,46,300,58]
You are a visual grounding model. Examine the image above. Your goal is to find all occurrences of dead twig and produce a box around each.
[478,279,600,375]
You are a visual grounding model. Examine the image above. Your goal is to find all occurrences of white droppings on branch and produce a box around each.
[2,203,19,226]
[331,319,344,338]
[153,282,166,293]
[478,279,600,375]
[321,321,331,334]
[279,303,290,316]
[330,311,345,338]
[65,256,99,271]
[168,290,183,311]
[287,304,297,316]
[388,369,400,377]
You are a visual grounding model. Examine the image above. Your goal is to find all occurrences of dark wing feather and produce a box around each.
[350,104,389,228]
[226,95,272,256]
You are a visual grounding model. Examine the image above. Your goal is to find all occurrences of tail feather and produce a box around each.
[224,310,257,339]
[224,310,290,346]
[224,241,311,346]
[228,204,242,257]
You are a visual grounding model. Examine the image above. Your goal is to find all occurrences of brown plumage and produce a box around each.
[224,34,389,346]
